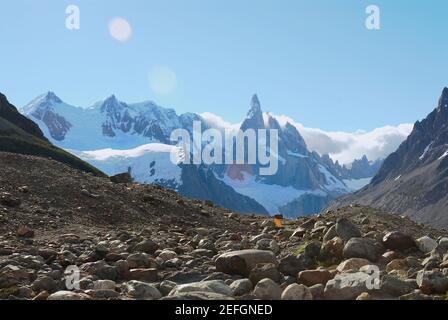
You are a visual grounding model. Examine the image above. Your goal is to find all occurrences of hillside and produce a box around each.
[1,152,448,300]
[330,88,448,228]
[0,93,104,177]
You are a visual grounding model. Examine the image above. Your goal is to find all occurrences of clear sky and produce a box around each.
[0,0,447,131]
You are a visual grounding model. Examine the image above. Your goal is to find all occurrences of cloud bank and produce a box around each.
[201,112,413,165]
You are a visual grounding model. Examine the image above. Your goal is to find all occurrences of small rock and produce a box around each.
[381,275,417,297]
[230,279,253,296]
[337,258,370,273]
[253,278,282,300]
[215,250,277,277]
[169,280,232,297]
[343,238,380,262]
[278,254,313,277]
[281,283,313,300]
[47,291,91,300]
[382,232,416,251]
[416,270,448,294]
[0,192,21,207]
[133,240,159,254]
[124,280,162,300]
[31,276,58,293]
[386,259,408,273]
[319,237,344,264]
[93,280,116,290]
[324,272,370,300]
[416,236,438,254]
[17,226,34,238]
[335,218,361,241]
[158,250,177,261]
[249,263,281,284]
[298,269,333,286]
[128,268,158,282]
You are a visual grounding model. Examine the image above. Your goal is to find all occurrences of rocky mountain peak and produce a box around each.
[240,94,265,131]
[100,94,126,114]
[438,87,448,109]
[248,94,262,117]
[43,91,63,105]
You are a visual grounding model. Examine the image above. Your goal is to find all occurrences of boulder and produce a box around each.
[416,270,448,294]
[337,258,370,273]
[229,279,253,296]
[133,240,159,254]
[416,236,438,254]
[249,263,281,284]
[381,275,417,297]
[110,172,132,184]
[215,250,277,276]
[281,283,313,300]
[335,218,361,241]
[47,291,91,300]
[278,254,313,277]
[128,268,158,282]
[253,278,282,300]
[324,272,370,300]
[319,237,344,264]
[343,238,380,262]
[298,269,333,286]
[169,280,233,297]
[382,232,416,251]
[124,280,162,300]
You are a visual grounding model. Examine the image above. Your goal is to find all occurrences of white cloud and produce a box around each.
[200,112,241,133]
[274,115,413,164]
[109,17,132,42]
[200,112,413,165]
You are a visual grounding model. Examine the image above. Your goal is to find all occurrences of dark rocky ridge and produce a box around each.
[0,92,103,176]
[329,88,448,228]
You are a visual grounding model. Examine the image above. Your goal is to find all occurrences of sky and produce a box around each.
[0,0,447,132]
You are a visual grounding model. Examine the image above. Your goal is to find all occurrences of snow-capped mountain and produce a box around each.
[22,92,202,150]
[320,154,384,191]
[22,92,376,217]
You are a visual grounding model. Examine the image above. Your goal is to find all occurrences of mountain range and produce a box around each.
[20,92,383,217]
[331,87,448,228]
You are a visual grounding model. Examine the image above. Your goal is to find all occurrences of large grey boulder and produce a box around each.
[324,272,370,300]
[215,250,277,276]
[169,280,233,297]
[253,278,282,300]
[343,238,381,262]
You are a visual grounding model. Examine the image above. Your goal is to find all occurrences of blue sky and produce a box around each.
[0,0,447,131]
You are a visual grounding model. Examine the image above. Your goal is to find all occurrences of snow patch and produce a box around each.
[74,144,183,187]
[343,178,372,191]
[219,172,325,214]
[419,142,433,160]
[438,149,448,160]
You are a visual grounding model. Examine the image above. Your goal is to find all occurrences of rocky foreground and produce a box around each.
[1,152,448,300]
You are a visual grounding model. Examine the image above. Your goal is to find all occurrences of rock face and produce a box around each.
[215,250,277,277]
[330,88,448,229]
